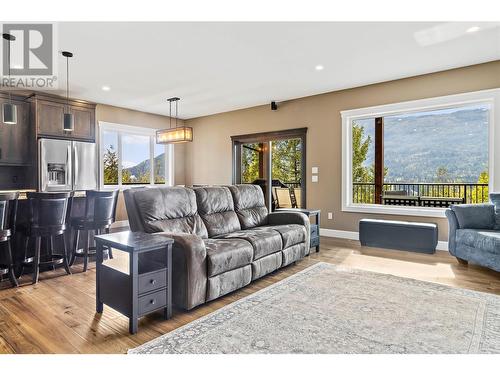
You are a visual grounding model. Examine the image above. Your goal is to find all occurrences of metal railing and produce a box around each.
[353,182,489,205]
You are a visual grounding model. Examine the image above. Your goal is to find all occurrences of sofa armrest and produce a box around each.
[445,209,459,255]
[154,232,207,310]
[268,212,311,253]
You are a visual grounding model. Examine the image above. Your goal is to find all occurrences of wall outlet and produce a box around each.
[312,175,318,183]
[328,212,333,220]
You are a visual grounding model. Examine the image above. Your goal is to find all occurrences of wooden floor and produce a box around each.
[1,236,500,354]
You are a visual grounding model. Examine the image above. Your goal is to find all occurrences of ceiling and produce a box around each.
[53,22,500,119]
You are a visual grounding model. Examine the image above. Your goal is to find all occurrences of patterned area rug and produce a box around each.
[129,262,500,354]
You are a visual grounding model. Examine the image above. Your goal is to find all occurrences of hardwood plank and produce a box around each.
[1,236,500,354]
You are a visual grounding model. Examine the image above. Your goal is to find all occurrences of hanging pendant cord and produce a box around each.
[169,100,172,129]
[7,37,12,104]
[175,100,178,128]
[66,55,69,111]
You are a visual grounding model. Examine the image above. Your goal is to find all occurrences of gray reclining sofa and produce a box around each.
[124,184,310,310]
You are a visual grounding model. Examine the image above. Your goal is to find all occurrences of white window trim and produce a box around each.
[341,88,499,218]
[98,121,174,190]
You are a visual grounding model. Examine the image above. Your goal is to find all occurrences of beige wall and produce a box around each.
[96,104,186,221]
[184,61,500,241]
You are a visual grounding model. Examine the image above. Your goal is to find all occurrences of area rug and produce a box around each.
[129,262,500,354]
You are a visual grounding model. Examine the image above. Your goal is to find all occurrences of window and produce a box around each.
[99,122,173,188]
[342,89,499,217]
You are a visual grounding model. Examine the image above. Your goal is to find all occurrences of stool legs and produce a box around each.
[32,237,41,284]
[5,240,18,287]
[60,234,72,275]
[70,229,80,267]
[83,230,90,273]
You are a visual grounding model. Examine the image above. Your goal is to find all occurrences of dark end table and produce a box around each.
[94,231,174,334]
[275,208,321,253]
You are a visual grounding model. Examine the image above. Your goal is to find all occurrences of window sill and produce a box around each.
[342,203,447,218]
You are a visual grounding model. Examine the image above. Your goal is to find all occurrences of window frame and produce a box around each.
[341,89,499,218]
[98,121,174,190]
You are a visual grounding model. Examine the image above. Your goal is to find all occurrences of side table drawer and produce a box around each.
[138,289,167,316]
[138,269,167,295]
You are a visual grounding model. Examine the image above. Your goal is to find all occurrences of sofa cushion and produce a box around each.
[456,229,500,255]
[264,224,306,248]
[134,186,208,238]
[228,184,269,229]
[221,228,283,260]
[451,204,496,230]
[195,187,241,237]
[204,238,253,277]
[490,193,500,230]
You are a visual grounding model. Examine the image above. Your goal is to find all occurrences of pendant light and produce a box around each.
[156,97,193,144]
[2,33,17,125]
[62,51,74,131]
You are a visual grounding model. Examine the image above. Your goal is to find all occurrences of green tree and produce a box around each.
[271,139,302,184]
[472,170,489,203]
[241,143,261,183]
[103,146,118,185]
[352,122,373,183]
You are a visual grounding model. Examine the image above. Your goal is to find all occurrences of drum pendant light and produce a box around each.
[2,33,17,125]
[156,97,193,144]
[62,51,74,131]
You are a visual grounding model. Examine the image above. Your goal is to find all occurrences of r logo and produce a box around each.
[2,24,53,76]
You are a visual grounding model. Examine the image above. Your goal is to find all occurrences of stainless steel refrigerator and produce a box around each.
[39,138,97,192]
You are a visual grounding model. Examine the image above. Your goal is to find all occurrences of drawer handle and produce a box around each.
[150,299,156,305]
[150,279,157,285]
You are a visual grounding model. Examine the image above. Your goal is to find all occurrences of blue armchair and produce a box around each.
[445,193,500,272]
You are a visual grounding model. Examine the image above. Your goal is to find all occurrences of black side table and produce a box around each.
[275,208,321,253]
[95,231,174,334]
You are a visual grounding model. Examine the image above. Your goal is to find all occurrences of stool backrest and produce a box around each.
[26,192,73,228]
[0,192,19,234]
[84,190,119,226]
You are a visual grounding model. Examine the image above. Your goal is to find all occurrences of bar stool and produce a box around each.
[70,190,118,272]
[0,192,19,287]
[20,192,73,284]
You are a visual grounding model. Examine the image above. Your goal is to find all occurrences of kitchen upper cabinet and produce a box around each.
[0,97,31,166]
[34,94,96,141]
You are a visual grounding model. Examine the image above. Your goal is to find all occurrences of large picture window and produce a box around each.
[341,89,499,217]
[99,122,173,188]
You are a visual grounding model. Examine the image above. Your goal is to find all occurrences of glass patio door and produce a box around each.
[232,128,307,211]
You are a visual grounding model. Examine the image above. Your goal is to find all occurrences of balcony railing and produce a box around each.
[353,182,489,206]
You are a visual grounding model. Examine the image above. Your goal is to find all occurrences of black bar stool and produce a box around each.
[20,192,73,284]
[70,190,118,272]
[0,192,19,287]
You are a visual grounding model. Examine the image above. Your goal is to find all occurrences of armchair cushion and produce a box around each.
[456,229,500,255]
[451,204,496,230]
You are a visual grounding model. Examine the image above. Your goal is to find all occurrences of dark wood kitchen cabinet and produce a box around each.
[0,95,31,166]
[32,94,96,142]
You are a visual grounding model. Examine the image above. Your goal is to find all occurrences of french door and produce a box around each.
[232,128,307,211]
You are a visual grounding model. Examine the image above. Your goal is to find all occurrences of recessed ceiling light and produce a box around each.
[101,85,111,91]
[315,65,324,71]
[466,26,480,33]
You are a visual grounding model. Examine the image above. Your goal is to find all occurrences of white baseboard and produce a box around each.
[320,228,449,252]
[111,220,129,229]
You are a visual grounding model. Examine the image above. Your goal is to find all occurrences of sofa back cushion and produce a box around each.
[228,184,268,229]
[132,186,208,238]
[490,193,500,230]
[194,186,241,237]
[451,203,496,230]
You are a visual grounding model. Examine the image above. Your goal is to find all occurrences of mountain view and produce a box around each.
[356,105,489,183]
